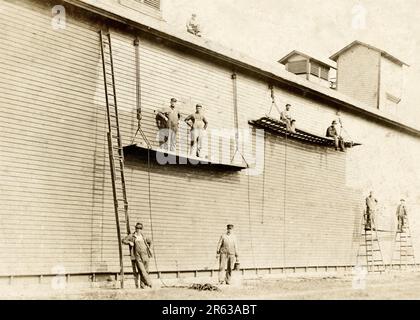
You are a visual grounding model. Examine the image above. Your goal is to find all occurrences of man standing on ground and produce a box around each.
[185,104,208,157]
[396,198,408,233]
[122,222,153,289]
[326,120,345,152]
[156,98,181,151]
[365,191,378,230]
[217,224,239,285]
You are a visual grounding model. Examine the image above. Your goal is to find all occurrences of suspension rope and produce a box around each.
[283,129,288,268]
[230,72,249,167]
[130,36,167,287]
[338,116,354,146]
[260,131,267,224]
[247,173,257,270]
[267,84,282,118]
[146,148,168,287]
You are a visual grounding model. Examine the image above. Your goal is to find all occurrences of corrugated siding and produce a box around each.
[112,29,363,271]
[0,0,120,276]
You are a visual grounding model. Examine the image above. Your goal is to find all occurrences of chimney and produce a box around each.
[330,41,408,115]
[278,50,337,89]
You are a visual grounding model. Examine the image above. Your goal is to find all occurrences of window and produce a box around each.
[310,61,329,80]
[143,0,160,10]
[320,66,329,80]
[386,93,401,104]
[310,62,320,76]
[287,60,307,74]
[124,0,161,11]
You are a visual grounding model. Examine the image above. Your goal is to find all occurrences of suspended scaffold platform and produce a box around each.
[249,117,362,149]
[123,144,248,171]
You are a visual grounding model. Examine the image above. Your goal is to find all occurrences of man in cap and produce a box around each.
[185,104,208,157]
[365,191,378,231]
[280,104,296,133]
[216,224,239,285]
[186,13,202,37]
[122,222,153,289]
[396,198,408,233]
[156,98,181,151]
[326,120,345,151]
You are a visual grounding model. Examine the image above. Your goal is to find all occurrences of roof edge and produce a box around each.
[63,0,420,137]
[278,50,337,69]
[330,40,409,67]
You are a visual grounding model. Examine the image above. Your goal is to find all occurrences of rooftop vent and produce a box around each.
[278,50,337,89]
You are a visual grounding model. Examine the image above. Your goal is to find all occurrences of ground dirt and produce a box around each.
[2,270,420,300]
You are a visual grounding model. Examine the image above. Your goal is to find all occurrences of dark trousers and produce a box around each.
[218,253,235,285]
[397,215,406,232]
[131,256,152,288]
[333,136,346,151]
[365,209,373,230]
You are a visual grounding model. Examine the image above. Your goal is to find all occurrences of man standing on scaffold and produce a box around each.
[365,191,378,230]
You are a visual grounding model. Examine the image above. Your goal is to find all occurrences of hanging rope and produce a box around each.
[267,84,282,118]
[146,148,169,287]
[230,72,249,167]
[260,131,267,224]
[230,72,255,269]
[247,173,257,270]
[283,129,288,268]
[338,116,354,146]
[130,36,167,287]
[130,37,151,148]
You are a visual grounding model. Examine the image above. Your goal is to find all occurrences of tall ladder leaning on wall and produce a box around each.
[356,210,386,273]
[391,214,416,270]
[99,30,134,289]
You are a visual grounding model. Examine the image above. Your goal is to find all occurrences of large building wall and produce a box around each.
[336,44,381,109]
[379,57,404,116]
[0,0,419,279]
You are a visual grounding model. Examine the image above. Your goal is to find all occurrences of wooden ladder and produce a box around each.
[99,30,132,288]
[391,215,416,269]
[356,210,386,273]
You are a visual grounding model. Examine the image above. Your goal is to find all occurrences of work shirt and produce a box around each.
[186,18,201,33]
[280,110,292,121]
[396,204,407,217]
[122,232,152,261]
[366,196,378,211]
[326,125,338,137]
[185,111,208,130]
[158,106,181,129]
[217,233,238,256]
